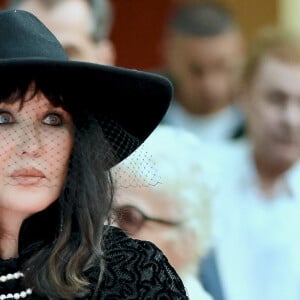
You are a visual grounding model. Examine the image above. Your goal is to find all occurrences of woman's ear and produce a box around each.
[177,228,199,267]
[95,38,116,66]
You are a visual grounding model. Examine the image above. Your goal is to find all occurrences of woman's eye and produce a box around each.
[43,113,63,126]
[0,112,14,124]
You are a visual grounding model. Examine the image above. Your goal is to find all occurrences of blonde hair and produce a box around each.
[242,26,300,83]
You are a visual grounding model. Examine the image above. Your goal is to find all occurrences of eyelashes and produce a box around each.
[42,112,64,126]
[0,110,14,125]
[0,110,68,127]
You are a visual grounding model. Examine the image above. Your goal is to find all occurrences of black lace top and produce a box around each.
[0,226,189,299]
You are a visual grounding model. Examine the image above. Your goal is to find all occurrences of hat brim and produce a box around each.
[0,58,172,165]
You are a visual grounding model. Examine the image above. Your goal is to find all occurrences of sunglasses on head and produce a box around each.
[113,204,182,234]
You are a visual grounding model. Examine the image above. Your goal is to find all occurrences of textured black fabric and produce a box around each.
[0,226,188,299]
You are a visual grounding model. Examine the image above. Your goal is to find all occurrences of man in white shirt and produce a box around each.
[213,27,300,300]
[159,2,245,141]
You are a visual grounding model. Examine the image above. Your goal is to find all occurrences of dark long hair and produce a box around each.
[0,75,116,299]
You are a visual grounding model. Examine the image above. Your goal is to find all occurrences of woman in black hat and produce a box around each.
[0,9,188,300]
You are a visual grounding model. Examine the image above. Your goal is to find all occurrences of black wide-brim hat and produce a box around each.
[0,9,172,166]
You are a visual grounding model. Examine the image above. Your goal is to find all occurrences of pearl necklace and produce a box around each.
[0,272,33,299]
[0,288,32,299]
[0,272,24,283]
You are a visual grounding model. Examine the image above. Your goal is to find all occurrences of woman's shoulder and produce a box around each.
[103,225,165,255]
[95,225,188,299]
[103,225,178,268]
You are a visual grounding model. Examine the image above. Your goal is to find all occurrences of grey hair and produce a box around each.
[166,1,239,37]
[9,0,114,42]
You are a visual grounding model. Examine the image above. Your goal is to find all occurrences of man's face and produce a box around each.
[164,30,244,115]
[46,0,98,63]
[242,56,300,167]
[18,0,114,64]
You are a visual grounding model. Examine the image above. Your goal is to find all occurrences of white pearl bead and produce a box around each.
[19,291,26,298]
[6,293,13,298]
[0,295,6,300]
[0,275,6,282]
[6,274,13,280]
[13,293,20,299]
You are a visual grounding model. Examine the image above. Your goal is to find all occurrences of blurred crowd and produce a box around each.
[5,0,300,299]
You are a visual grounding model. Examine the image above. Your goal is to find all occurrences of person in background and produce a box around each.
[10,0,116,64]
[212,26,300,300]
[159,2,245,141]
[112,124,218,300]
[0,9,188,299]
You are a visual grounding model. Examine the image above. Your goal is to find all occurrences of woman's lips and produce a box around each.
[10,168,46,185]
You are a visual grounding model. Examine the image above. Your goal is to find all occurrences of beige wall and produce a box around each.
[203,0,278,43]
[278,0,300,32]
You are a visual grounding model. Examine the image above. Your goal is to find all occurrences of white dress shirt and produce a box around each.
[163,100,243,141]
[183,275,214,300]
[213,139,300,300]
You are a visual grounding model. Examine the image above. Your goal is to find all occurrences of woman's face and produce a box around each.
[115,186,190,271]
[0,88,74,217]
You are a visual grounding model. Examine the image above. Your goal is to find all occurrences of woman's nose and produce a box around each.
[16,122,42,157]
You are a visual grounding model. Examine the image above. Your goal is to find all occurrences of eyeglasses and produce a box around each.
[113,204,182,234]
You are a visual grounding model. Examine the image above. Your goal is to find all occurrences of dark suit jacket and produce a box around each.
[198,249,226,300]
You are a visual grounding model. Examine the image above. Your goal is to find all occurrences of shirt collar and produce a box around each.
[236,139,299,200]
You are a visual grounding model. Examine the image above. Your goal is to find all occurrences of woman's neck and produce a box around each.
[0,211,25,259]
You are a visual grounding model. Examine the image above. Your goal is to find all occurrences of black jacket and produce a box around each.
[0,203,188,299]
